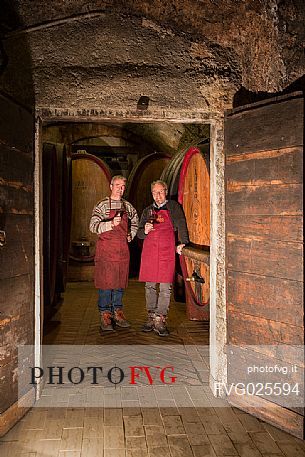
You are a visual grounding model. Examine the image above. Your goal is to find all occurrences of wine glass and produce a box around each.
[147,208,157,224]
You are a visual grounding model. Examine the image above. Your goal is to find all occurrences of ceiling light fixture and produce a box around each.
[137,96,150,110]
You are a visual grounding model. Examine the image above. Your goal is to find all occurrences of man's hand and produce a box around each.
[176,244,185,255]
[144,222,154,235]
[112,215,121,227]
[127,233,132,242]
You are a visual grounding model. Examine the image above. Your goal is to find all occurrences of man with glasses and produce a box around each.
[137,180,189,336]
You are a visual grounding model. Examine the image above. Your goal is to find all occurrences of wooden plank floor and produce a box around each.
[1,280,305,456]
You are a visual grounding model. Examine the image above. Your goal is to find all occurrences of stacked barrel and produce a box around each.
[126,152,171,216]
[42,143,72,320]
[42,146,111,317]
[68,152,111,282]
[70,152,111,262]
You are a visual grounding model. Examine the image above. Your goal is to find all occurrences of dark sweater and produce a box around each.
[137,200,189,245]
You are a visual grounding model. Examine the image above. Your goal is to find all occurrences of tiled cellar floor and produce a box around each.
[1,280,305,457]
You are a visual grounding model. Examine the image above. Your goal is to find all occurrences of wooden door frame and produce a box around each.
[34,116,43,397]
[34,108,227,399]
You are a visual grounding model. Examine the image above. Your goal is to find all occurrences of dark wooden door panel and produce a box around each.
[0,94,34,433]
[227,215,303,242]
[227,271,304,326]
[227,235,303,281]
[226,183,303,216]
[228,311,304,345]
[226,147,303,186]
[225,93,304,156]
[225,91,304,438]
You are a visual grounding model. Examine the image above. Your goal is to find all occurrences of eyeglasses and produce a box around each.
[152,190,166,196]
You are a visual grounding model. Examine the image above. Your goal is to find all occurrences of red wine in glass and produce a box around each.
[147,209,157,224]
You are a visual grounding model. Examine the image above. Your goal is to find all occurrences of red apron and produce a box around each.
[94,201,129,289]
[139,209,175,283]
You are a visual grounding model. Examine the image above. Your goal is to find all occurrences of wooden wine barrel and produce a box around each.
[161,140,210,200]
[161,142,210,303]
[42,143,59,319]
[180,246,210,320]
[178,146,210,247]
[53,143,72,293]
[178,146,210,320]
[126,152,171,216]
[70,152,111,262]
[160,149,185,199]
[63,153,72,281]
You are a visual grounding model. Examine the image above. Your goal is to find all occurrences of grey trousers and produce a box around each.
[145,282,172,316]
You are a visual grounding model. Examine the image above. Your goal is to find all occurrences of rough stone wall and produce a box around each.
[277,0,305,82]
[2,12,238,113]
[1,1,304,113]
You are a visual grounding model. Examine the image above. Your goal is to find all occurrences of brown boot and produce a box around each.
[100,311,114,331]
[153,314,169,337]
[141,312,155,332]
[113,309,131,328]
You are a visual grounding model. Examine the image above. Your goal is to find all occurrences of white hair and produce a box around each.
[151,180,168,193]
[111,175,126,185]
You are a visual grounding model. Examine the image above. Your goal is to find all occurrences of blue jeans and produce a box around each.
[98,289,124,312]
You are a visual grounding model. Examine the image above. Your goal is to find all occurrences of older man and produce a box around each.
[89,175,139,331]
[137,180,189,336]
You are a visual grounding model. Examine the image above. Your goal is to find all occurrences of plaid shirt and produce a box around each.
[89,197,139,239]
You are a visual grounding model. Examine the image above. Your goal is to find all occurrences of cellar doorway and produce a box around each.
[34,112,226,396]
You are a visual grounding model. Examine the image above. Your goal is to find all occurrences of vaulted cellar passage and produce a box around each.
[41,121,211,345]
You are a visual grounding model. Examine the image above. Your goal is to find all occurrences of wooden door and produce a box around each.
[0,94,35,435]
[225,92,304,438]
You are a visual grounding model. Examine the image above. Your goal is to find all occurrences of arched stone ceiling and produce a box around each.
[42,122,210,156]
[1,1,304,110]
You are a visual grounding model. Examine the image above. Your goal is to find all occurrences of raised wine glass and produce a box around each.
[147,208,157,225]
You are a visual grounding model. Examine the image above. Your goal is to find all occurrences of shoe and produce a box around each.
[141,312,155,332]
[114,309,131,328]
[100,311,114,331]
[153,314,169,337]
